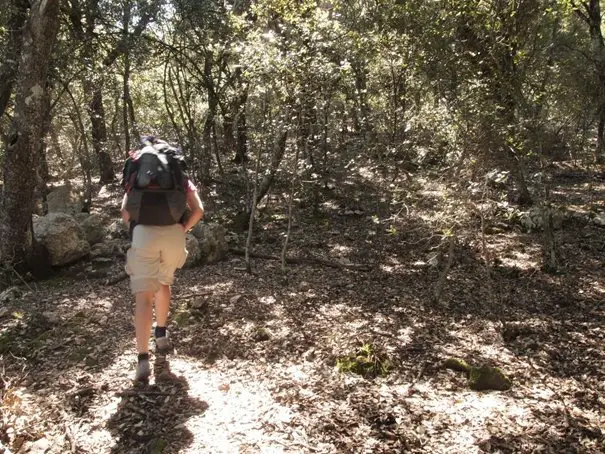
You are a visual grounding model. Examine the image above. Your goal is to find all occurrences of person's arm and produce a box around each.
[182,190,204,232]
[120,193,130,224]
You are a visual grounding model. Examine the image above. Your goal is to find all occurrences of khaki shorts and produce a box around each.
[125,224,188,294]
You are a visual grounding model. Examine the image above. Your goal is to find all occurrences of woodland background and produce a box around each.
[1,0,605,268]
[0,1,605,453]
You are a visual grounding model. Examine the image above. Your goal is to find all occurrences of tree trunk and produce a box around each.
[89,88,115,183]
[0,0,29,118]
[575,0,605,163]
[596,104,605,164]
[0,0,60,267]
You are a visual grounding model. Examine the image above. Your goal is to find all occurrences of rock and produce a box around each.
[23,437,51,454]
[229,294,242,304]
[485,169,511,189]
[0,286,21,303]
[191,298,206,309]
[90,239,129,258]
[304,348,316,362]
[468,365,512,391]
[184,233,201,268]
[42,311,61,325]
[107,220,130,239]
[252,327,271,342]
[189,223,205,239]
[46,184,83,215]
[517,206,566,232]
[79,213,106,244]
[593,213,605,227]
[196,223,228,264]
[74,212,90,223]
[33,213,90,266]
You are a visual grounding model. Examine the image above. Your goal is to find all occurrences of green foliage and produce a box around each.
[9,0,602,197]
[336,342,393,379]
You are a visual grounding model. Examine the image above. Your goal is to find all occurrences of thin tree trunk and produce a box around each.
[433,233,456,305]
[35,93,53,215]
[64,82,93,208]
[212,122,224,176]
[123,56,131,151]
[245,136,264,274]
[236,96,249,164]
[255,128,288,206]
[0,0,60,268]
[201,54,217,184]
[281,132,300,274]
[352,59,373,140]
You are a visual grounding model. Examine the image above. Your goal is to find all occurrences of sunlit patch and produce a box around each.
[498,251,539,270]
[167,358,295,453]
[380,264,396,273]
[589,280,605,295]
[330,244,352,255]
[321,201,339,210]
[202,282,234,293]
[259,295,276,305]
[357,166,375,180]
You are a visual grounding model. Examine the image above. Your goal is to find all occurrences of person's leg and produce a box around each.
[134,290,154,381]
[154,224,187,353]
[154,284,171,329]
[153,284,172,353]
[135,290,155,354]
[126,225,161,380]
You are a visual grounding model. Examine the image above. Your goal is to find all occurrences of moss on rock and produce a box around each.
[444,357,512,391]
[444,357,471,374]
[337,343,393,379]
[468,365,512,391]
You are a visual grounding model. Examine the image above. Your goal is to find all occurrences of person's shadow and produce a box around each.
[107,356,208,453]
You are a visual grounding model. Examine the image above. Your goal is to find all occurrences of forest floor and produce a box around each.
[1,160,604,454]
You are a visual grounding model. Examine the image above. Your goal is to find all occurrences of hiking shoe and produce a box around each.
[155,336,173,355]
[135,359,151,382]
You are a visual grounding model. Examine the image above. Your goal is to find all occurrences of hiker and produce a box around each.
[120,136,204,381]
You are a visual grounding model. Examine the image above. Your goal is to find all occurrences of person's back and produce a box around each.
[120,136,204,381]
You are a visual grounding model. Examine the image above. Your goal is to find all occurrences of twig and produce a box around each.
[433,233,456,304]
[230,248,371,271]
[105,271,128,285]
[8,265,36,293]
[173,291,212,300]
[116,390,172,397]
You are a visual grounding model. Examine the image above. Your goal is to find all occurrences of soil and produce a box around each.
[0,161,604,453]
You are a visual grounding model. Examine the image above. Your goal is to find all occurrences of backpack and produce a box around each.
[121,138,188,226]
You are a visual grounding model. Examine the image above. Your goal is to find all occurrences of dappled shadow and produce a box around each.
[107,356,208,453]
[477,409,603,453]
[2,160,605,452]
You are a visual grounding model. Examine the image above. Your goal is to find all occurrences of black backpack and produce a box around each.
[122,139,188,226]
